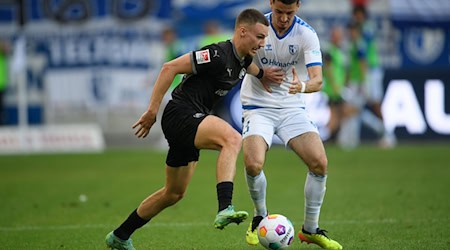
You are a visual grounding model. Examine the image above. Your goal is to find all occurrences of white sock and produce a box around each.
[246,171,268,217]
[361,109,385,135]
[304,171,327,233]
[337,115,361,149]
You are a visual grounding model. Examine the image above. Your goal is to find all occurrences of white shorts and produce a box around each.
[341,84,366,109]
[242,107,319,147]
[364,67,384,103]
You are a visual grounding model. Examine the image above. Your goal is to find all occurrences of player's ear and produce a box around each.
[239,26,247,37]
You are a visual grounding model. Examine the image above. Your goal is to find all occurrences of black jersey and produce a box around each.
[170,40,253,114]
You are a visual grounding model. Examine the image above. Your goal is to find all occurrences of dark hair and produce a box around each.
[273,0,300,4]
[235,8,269,28]
[352,5,367,18]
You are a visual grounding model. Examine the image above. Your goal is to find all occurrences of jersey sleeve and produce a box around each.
[190,44,223,75]
[244,55,253,69]
[303,30,323,68]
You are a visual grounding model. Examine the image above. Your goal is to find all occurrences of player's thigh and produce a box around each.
[194,115,241,151]
[276,108,318,145]
[277,108,326,165]
[289,132,327,168]
[165,162,197,195]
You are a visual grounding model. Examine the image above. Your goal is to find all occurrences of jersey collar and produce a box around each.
[269,13,297,40]
[230,39,246,66]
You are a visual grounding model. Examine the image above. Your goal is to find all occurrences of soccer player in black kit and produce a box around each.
[105,9,271,249]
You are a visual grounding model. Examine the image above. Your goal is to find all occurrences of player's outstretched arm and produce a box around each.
[133,53,193,138]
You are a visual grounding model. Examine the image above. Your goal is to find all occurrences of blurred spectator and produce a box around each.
[0,39,9,125]
[161,26,185,91]
[198,20,231,48]
[352,5,382,119]
[351,0,369,8]
[340,21,395,149]
[352,5,396,147]
[322,25,358,142]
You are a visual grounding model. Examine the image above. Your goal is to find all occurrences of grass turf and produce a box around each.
[0,144,449,249]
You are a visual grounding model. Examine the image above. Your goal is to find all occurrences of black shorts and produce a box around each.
[161,101,208,167]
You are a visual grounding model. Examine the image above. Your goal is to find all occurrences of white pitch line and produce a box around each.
[0,219,398,232]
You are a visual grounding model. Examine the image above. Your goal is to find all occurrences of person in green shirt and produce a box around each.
[345,20,395,148]
[161,27,185,91]
[323,25,358,141]
[0,39,9,125]
[198,20,232,48]
[352,5,383,117]
[352,6,396,148]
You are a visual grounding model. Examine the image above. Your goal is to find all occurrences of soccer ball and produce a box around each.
[257,214,295,250]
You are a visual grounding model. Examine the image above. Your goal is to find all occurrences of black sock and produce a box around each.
[113,209,150,240]
[217,181,233,212]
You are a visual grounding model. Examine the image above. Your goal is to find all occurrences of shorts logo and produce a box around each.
[215,89,229,96]
[193,113,205,118]
[195,50,211,64]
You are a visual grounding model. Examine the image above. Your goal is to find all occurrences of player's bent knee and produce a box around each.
[224,131,242,152]
[308,156,328,176]
[246,165,263,177]
[244,156,264,176]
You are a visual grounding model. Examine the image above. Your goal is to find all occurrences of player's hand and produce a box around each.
[132,110,157,138]
[260,67,284,93]
[288,67,303,94]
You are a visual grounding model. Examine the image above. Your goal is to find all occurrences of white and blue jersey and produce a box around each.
[241,13,322,109]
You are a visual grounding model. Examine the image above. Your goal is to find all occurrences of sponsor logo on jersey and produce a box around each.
[195,50,211,64]
[311,50,321,56]
[193,113,206,118]
[261,57,298,68]
[215,89,229,96]
[265,44,273,51]
[227,68,232,77]
[212,50,220,57]
[289,45,299,55]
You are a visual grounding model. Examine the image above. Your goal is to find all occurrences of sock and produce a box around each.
[337,115,361,149]
[361,109,385,135]
[113,209,150,240]
[304,171,327,233]
[246,171,268,217]
[217,181,233,212]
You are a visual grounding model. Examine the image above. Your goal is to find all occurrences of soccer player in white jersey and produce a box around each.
[241,1,342,249]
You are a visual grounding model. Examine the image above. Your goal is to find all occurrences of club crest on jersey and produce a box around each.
[239,68,247,79]
[289,45,299,55]
[195,49,211,64]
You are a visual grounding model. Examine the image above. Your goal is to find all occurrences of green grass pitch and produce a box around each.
[0,144,449,249]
